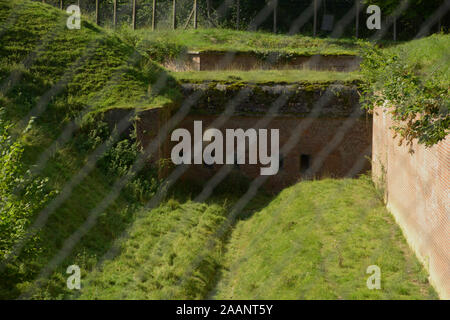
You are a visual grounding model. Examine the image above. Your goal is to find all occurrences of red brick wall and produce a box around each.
[372,105,450,299]
[161,114,371,192]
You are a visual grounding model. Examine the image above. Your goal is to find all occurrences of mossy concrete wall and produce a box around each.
[180,83,362,117]
[165,51,361,72]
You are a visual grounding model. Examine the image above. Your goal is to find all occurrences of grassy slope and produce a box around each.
[0,0,177,299]
[0,0,179,115]
[77,177,437,300]
[136,28,361,56]
[386,33,449,89]
[214,177,437,300]
[77,199,229,300]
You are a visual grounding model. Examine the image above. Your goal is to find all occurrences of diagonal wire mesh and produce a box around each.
[0,0,447,299]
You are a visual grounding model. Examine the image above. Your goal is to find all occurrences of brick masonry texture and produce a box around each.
[135,83,371,191]
[165,51,362,72]
[372,105,449,299]
[165,115,371,191]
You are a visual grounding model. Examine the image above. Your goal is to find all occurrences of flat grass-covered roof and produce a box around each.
[136,28,362,57]
[172,69,361,85]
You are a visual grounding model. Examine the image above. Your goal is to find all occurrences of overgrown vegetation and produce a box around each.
[173,69,361,85]
[360,34,449,147]
[0,0,175,299]
[77,199,230,299]
[135,28,361,64]
[0,118,56,264]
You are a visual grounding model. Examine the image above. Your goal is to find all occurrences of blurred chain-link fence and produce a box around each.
[37,0,449,40]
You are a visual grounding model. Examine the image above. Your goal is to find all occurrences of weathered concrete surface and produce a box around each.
[372,105,450,299]
[165,51,362,72]
[180,83,363,118]
[166,115,372,192]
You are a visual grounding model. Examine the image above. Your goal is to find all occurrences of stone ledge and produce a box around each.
[180,83,368,118]
[165,51,362,72]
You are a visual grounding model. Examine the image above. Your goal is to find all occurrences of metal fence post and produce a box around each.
[194,0,198,29]
[236,0,240,29]
[355,0,359,38]
[132,0,137,30]
[273,0,278,33]
[152,0,156,31]
[95,0,99,25]
[113,0,117,28]
[393,16,397,41]
[313,0,317,37]
[173,0,177,29]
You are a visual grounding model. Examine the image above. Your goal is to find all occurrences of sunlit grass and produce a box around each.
[172,70,361,84]
[135,28,362,56]
[214,176,437,300]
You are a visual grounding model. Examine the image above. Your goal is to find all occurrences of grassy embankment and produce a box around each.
[172,69,361,85]
[79,176,437,300]
[135,28,361,58]
[359,33,449,147]
[0,0,179,299]
[132,28,364,84]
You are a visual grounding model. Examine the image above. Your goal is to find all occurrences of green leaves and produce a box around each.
[359,37,449,147]
[0,119,57,261]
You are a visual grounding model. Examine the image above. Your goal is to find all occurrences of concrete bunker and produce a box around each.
[165,51,362,72]
[135,82,372,192]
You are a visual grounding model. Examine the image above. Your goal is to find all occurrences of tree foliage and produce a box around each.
[359,37,449,148]
[0,118,57,261]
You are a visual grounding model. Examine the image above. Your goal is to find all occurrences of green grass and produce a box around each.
[385,33,450,88]
[75,177,437,300]
[213,177,437,300]
[0,0,170,299]
[172,70,361,85]
[77,199,229,300]
[0,0,180,115]
[134,28,362,64]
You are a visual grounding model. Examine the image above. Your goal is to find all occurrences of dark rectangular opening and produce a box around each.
[279,154,284,171]
[300,154,311,174]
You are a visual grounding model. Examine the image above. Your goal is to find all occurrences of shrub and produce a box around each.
[359,36,449,148]
[0,118,57,262]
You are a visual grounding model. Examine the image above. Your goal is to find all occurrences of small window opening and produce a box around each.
[204,149,214,169]
[279,154,284,171]
[234,153,240,170]
[300,154,311,174]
